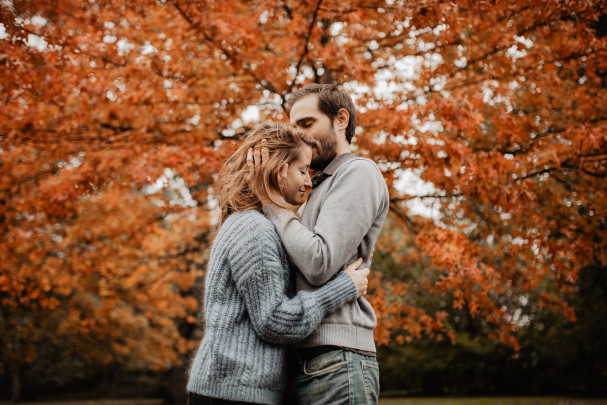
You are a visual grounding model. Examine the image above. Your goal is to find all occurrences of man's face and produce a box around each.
[289,94,338,171]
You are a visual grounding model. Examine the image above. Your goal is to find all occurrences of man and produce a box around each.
[251,84,389,404]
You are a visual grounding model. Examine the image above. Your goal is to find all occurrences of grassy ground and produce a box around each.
[13,398,607,405]
[10,401,163,405]
[378,398,607,405]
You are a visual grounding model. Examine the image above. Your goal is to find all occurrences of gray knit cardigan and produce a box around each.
[187,210,358,404]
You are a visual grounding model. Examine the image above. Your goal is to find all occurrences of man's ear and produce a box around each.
[335,108,350,132]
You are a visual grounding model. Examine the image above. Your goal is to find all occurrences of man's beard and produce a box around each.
[310,125,338,171]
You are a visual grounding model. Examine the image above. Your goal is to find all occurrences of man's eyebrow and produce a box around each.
[295,117,315,125]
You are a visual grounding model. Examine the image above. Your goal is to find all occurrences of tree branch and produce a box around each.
[172,1,283,101]
[389,200,419,234]
[286,0,324,96]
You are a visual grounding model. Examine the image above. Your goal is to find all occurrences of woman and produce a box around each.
[187,122,369,405]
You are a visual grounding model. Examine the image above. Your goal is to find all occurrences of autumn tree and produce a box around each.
[1,0,606,398]
[352,0,607,349]
[1,0,236,397]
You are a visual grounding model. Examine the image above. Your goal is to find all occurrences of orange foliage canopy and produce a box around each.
[1,0,606,374]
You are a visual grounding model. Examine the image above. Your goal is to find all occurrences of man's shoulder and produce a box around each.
[345,156,381,169]
[335,156,385,182]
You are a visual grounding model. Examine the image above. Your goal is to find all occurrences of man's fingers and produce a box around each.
[246,148,254,177]
[260,139,269,165]
[249,139,269,173]
[253,147,261,168]
[361,268,370,276]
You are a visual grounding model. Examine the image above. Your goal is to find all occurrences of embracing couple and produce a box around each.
[186,84,390,405]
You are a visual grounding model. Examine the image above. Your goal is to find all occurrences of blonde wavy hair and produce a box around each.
[217,121,316,223]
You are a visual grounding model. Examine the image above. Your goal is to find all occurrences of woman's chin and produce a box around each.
[284,197,301,205]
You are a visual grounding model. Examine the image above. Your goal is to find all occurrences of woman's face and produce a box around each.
[282,145,313,205]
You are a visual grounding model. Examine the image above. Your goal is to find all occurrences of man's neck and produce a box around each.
[317,147,351,172]
[317,151,356,177]
[335,142,350,157]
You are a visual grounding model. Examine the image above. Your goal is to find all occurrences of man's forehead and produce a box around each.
[289,94,320,122]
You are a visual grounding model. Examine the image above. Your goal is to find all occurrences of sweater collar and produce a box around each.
[311,153,356,188]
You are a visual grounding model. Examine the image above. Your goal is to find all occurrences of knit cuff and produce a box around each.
[313,271,359,315]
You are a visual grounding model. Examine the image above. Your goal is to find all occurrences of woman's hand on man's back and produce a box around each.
[344,258,369,297]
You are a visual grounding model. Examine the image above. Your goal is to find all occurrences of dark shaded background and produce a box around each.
[2,264,605,403]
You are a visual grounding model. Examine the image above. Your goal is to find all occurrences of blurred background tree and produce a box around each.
[1,0,605,401]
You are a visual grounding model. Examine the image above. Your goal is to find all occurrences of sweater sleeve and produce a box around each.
[263,159,387,286]
[229,221,358,344]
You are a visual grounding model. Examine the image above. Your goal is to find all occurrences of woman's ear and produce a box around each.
[278,163,289,187]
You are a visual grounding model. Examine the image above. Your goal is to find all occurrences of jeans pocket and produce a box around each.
[302,350,347,377]
[361,359,380,403]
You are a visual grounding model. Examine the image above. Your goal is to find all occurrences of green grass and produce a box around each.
[13,400,163,405]
[378,397,607,405]
[13,397,607,405]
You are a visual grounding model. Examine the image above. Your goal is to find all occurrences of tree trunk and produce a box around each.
[11,364,20,402]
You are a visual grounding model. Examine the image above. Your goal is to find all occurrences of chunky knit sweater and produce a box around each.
[187,210,359,404]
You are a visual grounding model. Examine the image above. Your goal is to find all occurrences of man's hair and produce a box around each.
[285,83,357,144]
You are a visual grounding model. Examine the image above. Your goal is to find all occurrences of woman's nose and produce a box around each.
[304,174,312,188]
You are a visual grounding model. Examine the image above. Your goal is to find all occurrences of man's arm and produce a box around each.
[230,223,361,344]
[263,159,388,286]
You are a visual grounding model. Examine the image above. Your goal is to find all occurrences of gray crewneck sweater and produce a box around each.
[263,155,390,354]
[187,210,358,404]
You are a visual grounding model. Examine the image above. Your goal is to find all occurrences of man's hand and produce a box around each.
[343,258,370,297]
[246,139,274,206]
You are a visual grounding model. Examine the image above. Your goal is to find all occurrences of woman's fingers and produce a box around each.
[355,268,369,297]
[344,260,369,297]
[345,257,364,272]
[360,267,369,295]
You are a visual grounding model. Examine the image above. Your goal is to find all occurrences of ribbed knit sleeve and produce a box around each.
[229,215,358,344]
